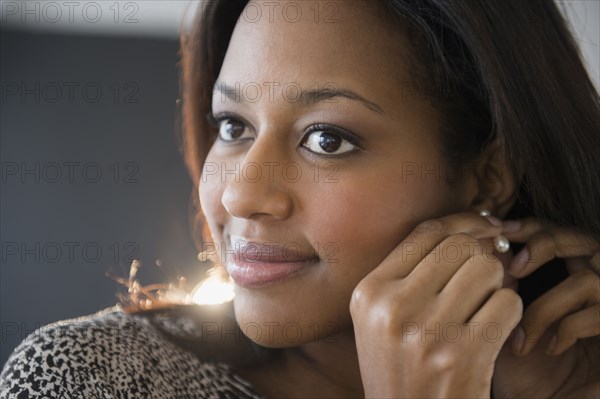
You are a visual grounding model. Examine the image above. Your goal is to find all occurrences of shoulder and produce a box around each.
[0,305,263,398]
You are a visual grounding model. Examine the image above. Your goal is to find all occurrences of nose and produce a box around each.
[221,137,294,221]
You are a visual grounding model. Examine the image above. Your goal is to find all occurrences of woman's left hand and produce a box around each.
[493,218,600,398]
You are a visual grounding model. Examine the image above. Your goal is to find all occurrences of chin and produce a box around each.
[232,289,349,348]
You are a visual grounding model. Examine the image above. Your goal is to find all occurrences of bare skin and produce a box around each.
[199,1,600,397]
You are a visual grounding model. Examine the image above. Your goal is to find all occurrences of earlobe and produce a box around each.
[468,138,518,218]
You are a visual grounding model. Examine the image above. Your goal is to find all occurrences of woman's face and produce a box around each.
[200,0,473,347]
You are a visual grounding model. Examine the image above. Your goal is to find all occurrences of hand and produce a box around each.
[493,218,600,398]
[350,212,523,399]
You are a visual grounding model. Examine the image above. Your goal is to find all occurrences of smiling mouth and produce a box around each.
[225,236,320,288]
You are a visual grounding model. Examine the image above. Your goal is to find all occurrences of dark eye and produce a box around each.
[302,128,358,155]
[217,118,249,141]
[207,113,251,142]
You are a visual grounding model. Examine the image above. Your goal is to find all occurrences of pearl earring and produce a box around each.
[479,210,510,253]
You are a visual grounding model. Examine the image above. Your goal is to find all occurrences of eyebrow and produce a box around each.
[213,81,385,114]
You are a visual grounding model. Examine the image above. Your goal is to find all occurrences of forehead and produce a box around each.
[218,0,415,108]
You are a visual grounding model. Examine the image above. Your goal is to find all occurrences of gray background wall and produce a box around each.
[0,30,202,366]
[1,0,598,367]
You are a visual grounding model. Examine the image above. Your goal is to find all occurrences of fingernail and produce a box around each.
[512,325,526,354]
[485,215,502,226]
[546,334,558,355]
[509,247,529,275]
[502,220,521,233]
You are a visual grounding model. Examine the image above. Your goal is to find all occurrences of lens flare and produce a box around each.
[191,273,235,305]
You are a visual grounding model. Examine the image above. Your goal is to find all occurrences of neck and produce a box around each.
[238,329,364,398]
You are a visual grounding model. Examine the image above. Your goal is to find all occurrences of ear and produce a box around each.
[466,138,518,218]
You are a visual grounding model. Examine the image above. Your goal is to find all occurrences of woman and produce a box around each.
[2,0,599,397]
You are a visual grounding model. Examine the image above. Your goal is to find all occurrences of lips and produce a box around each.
[225,235,320,288]
[230,236,318,262]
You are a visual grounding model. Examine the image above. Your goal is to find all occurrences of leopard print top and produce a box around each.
[0,306,264,398]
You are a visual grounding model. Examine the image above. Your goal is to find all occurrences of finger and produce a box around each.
[370,211,503,281]
[566,256,591,274]
[439,253,504,321]
[549,304,600,356]
[501,221,600,278]
[408,233,484,295]
[590,250,600,274]
[563,382,600,399]
[469,288,523,355]
[503,216,599,253]
[516,269,600,356]
[477,236,518,289]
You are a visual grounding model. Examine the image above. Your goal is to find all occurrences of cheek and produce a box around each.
[306,170,455,279]
[198,152,226,243]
